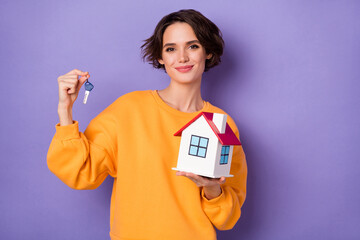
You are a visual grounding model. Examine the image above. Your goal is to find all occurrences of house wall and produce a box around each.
[213,145,234,177]
[176,116,219,176]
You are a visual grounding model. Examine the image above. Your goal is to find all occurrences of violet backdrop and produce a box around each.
[1,0,359,239]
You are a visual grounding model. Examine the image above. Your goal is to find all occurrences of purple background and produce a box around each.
[1,0,359,239]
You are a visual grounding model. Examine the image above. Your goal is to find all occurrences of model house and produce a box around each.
[172,112,241,178]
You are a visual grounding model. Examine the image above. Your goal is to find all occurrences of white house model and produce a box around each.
[172,112,241,178]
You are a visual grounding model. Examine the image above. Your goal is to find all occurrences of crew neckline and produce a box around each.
[150,90,210,117]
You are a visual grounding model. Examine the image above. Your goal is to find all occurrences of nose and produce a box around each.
[178,49,189,63]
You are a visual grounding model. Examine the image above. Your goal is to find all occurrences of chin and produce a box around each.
[169,71,203,84]
[175,78,201,85]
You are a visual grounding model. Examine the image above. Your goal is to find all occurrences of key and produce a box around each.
[83,80,94,104]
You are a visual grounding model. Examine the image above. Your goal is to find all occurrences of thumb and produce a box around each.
[76,74,90,93]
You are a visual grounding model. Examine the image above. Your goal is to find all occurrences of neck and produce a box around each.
[157,79,204,113]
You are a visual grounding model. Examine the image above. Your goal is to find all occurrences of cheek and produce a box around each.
[192,52,207,64]
[162,54,177,65]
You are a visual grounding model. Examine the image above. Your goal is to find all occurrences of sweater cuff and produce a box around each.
[54,120,80,140]
[201,185,226,205]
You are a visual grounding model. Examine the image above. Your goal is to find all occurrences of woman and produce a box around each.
[47,9,247,240]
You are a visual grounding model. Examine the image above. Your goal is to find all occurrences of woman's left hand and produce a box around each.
[176,171,226,200]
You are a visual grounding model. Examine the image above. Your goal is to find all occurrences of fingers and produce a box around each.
[57,69,90,108]
[218,177,226,185]
[59,82,76,94]
[176,171,226,187]
[76,75,89,92]
[176,172,200,186]
[58,73,90,84]
[65,68,89,76]
[57,69,90,94]
[60,74,90,81]
[58,69,89,82]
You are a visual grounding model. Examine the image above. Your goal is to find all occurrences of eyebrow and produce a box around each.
[163,40,200,48]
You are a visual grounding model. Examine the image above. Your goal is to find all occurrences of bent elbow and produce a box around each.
[216,207,241,231]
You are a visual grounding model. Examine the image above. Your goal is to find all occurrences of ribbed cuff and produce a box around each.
[54,120,80,140]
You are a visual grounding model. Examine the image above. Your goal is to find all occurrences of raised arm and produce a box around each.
[47,69,117,190]
[57,69,90,126]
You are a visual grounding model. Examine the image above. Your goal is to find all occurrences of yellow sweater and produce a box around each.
[47,90,247,240]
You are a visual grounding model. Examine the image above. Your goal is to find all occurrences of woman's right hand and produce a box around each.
[57,69,90,126]
[57,69,90,110]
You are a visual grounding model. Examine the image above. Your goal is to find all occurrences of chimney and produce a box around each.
[213,113,227,133]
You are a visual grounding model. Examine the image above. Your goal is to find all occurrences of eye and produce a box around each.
[165,47,175,52]
[190,44,200,49]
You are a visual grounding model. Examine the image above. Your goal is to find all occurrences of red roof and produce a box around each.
[174,112,241,146]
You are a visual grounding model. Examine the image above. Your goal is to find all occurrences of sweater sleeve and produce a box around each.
[200,122,247,230]
[47,111,118,190]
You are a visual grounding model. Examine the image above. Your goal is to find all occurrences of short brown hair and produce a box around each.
[140,9,225,72]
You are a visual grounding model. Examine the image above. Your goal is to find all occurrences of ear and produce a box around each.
[158,59,164,65]
[206,53,213,60]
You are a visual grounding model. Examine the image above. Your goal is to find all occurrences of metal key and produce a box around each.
[83,80,94,104]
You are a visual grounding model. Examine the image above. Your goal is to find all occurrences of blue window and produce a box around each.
[220,146,230,164]
[189,135,209,158]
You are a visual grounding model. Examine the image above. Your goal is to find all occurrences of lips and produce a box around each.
[175,65,193,73]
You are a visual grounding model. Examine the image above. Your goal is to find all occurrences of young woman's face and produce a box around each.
[158,22,212,85]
